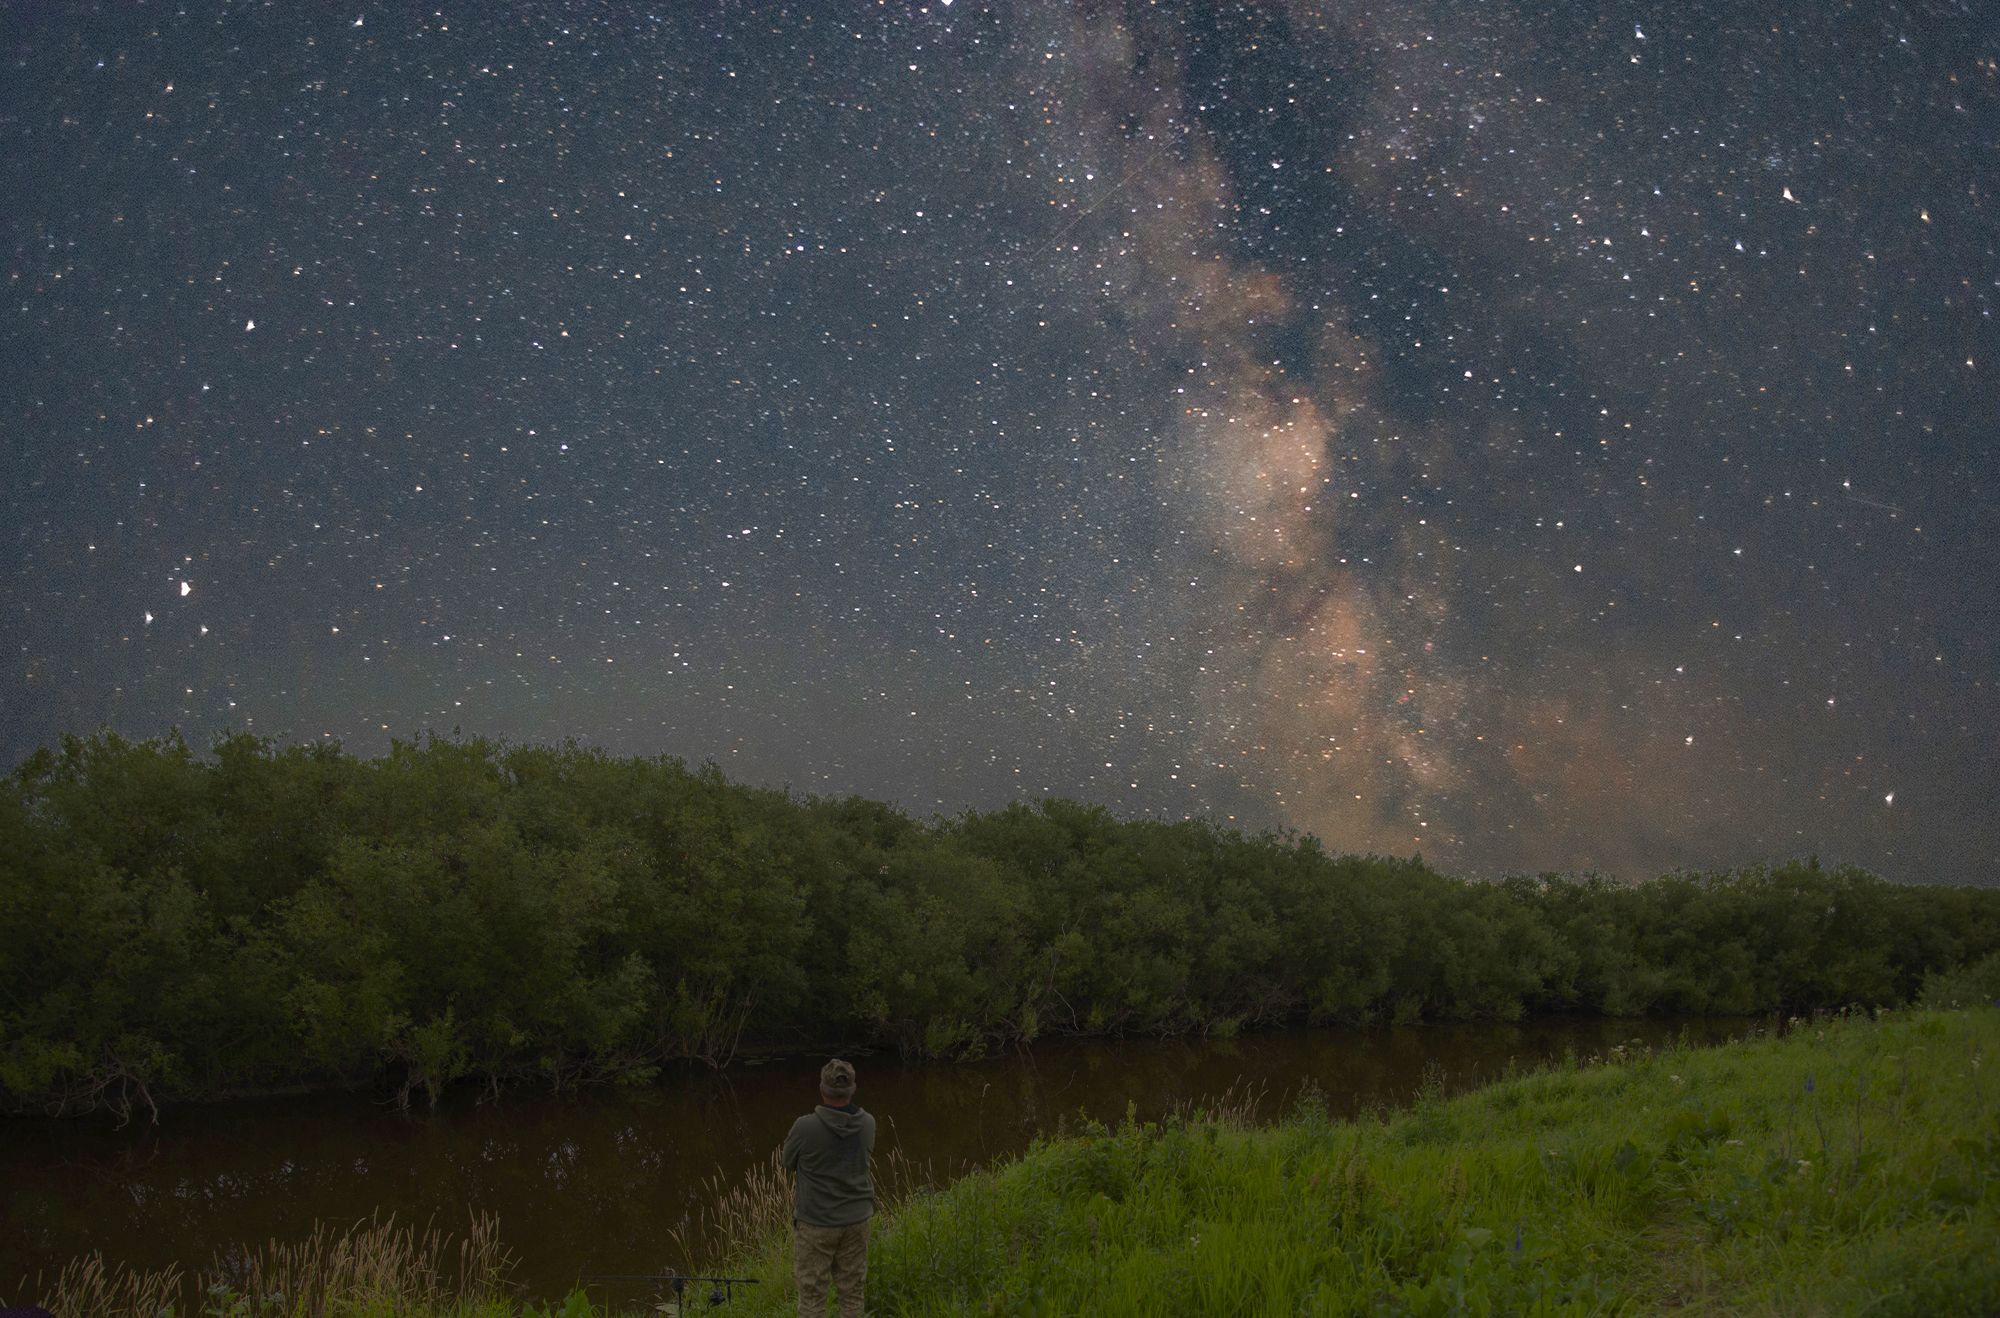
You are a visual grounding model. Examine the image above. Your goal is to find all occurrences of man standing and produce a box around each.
[782,1058,876,1318]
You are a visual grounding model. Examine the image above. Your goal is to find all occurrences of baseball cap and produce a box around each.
[820,1058,856,1099]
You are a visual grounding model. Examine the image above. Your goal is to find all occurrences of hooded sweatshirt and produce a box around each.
[782,1102,876,1226]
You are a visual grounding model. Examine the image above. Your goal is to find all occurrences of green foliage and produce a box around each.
[4,730,2000,1114]
[1920,949,2000,1010]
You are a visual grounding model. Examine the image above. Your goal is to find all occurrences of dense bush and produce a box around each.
[3,731,1997,1116]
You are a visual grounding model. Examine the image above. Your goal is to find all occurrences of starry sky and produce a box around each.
[7,1,1997,883]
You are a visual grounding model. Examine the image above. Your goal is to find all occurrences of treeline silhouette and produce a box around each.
[4,732,1996,1117]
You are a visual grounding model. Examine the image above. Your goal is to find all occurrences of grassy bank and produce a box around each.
[697,1007,1997,1316]
[15,1007,1994,1315]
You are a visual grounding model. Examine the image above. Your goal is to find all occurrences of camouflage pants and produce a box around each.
[792,1218,869,1318]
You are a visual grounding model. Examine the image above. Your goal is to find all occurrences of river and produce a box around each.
[0,1015,1757,1304]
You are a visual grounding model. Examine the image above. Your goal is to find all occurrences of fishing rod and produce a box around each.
[582,1271,760,1308]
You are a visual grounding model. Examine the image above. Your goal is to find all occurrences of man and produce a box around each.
[782,1058,876,1318]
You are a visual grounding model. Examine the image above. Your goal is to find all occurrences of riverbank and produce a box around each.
[15,1007,1993,1314]
[0,1013,1761,1302]
[694,1006,1997,1316]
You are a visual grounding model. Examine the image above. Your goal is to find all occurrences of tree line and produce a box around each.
[3,731,1995,1118]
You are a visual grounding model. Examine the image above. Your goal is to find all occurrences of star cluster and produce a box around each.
[6,2,1996,881]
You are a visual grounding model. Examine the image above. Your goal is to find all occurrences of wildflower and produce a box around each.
[1803,1072,1815,1093]
[1669,1074,1685,1086]
[1797,1159,1812,1173]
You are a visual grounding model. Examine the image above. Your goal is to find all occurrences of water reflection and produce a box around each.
[0,1016,1755,1301]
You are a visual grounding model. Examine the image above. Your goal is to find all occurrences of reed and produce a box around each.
[664,1138,966,1275]
[207,1211,514,1315]
[13,1251,184,1318]
[10,1213,516,1318]
[664,1147,796,1272]
[1169,1078,1264,1130]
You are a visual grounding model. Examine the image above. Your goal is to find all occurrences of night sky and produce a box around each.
[7,2,1997,883]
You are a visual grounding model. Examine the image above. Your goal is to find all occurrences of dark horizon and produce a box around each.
[7,2,1997,884]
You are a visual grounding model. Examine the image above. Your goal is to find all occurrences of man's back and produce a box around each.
[783,1102,876,1226]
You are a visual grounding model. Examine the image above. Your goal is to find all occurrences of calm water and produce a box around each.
[0,1016,1758,1304]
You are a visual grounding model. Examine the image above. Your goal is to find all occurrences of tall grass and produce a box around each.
[692,1008,1999,1315]
[8,1213,518,1318]
[16,1253,185,1318]
[207,1213,516,1316]
[664,1141,975,1293]
[668,1148,798,1276]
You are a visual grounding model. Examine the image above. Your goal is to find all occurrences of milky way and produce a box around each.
[6,2,1996,881]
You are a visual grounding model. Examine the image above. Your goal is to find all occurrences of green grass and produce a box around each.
[700,1008,1998,1316]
